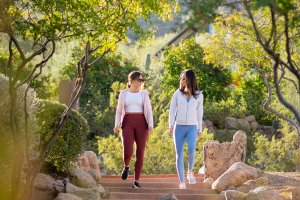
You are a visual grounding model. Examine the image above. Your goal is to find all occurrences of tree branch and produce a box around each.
[273,59,300,125]
[260,69,300,133]
[16,40,56,88]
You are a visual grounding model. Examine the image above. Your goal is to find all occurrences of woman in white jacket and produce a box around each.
[169,69,204,189]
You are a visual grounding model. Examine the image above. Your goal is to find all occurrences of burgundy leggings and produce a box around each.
[121,114,149,181]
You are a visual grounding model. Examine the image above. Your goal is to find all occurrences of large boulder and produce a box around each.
[54,193,82,200]
[32,173,57,200]
[212,162,262,192]
[244,115,256,123]
[203,130,247,179]
[224,190,247,200]
[225,117,238,129]
[76,151,101,183]
[246,186,285,200]
[66,182,101,200]
[237,119,251,132]
[70,168,97,189]
[236,177,269,193]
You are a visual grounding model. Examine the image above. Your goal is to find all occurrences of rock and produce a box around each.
[33,173,55,191]
[237,177,269,193]
[212,162,262,192]
[246,186,285,200]
[245,115,256,123]
[205,120,213,128]
[204,131,247,179]
[158,193,177,200]
[292,186,300,200]
[237,119,251,132]
[203,178,215,185]
[250,121,259,132]
[70,168,97,189]
[76,151,101,183]
[225,117,238,129]
[202,120,208,129]
[32,173,57,200]
[54,193,82,200]
[67,183,100,200]
[207,126,216,134]
[225,190,247,200]
[53,180,66,193]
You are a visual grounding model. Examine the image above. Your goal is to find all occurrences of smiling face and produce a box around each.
[130,75,144,90]
[180,72,188,88]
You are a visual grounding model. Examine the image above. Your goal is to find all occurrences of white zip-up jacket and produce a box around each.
[169,89,204,131]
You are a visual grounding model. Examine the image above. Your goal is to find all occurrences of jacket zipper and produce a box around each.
[186,97,189,124]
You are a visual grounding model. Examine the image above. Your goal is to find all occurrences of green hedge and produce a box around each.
[36,100,89,173]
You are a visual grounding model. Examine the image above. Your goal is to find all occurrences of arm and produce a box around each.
[197,93,204,133]
[145,92,154,129]
[114,91,123,129]
[169,92,177,129]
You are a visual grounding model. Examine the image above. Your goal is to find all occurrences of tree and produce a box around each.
[162,37,232,101]
[242,0,300,142]
[0,0,178,199]
[186,0,300,144]
[197,1,300,143]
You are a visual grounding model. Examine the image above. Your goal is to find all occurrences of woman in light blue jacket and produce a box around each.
[169,69,204,189]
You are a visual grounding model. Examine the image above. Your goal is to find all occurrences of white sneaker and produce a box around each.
[187,172,196,184]
[179,182,186,189]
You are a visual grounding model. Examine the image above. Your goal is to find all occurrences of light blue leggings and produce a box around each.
[173,125,197,183]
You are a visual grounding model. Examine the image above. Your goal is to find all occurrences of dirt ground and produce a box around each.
[262,172,300,199]
[263,172,300,187]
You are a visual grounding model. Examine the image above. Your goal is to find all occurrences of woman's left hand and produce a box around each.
[149,127,153,134]
[197,132,202,141]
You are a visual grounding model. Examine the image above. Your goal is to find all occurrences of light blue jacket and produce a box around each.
[169,89,204,131]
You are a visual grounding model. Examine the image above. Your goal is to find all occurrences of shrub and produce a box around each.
[36,100,89,173]
[249,121,300,171]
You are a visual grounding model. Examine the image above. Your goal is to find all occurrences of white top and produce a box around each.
[169,89,204,131]
[125,91,143,112]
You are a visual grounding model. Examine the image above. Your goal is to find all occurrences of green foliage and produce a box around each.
[249,121,300,171]
[98,135,124,174]
[60,50,137,136]
[4,0,178,44]
[0,51,58,99]
[36,100,89,173]
[162,37,232,101]
[0,74,37,197]
[204,98,247,129]
[0,74,37,135]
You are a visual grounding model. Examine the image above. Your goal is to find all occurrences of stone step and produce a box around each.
[100,177,204,183]
[106,187,218,194]
[102,174,204,178]
[109,192,225,200]
[101,182,211,189]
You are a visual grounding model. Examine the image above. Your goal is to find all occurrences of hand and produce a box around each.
[169,126,173,134]
[149,127,153,134]
[113,127,119,135]
[197,132,202,141]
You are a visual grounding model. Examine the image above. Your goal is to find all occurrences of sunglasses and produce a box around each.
[137,79,144,83]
